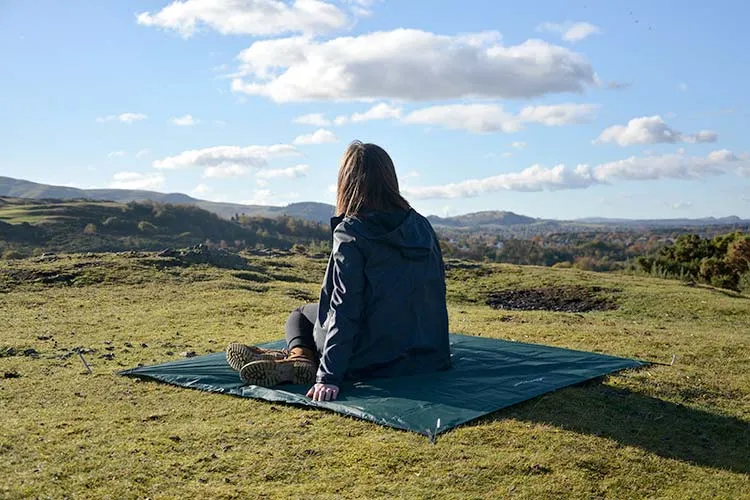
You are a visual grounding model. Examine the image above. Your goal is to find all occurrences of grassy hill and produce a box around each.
[0,197,329,257]
[0,176,336,223]
[0,251,747,498]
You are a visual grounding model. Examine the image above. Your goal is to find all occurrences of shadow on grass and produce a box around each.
[493,383,749,474]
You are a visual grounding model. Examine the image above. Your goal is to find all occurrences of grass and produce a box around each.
[0,253,748,499]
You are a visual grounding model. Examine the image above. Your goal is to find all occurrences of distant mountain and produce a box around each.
[1,176,747,229]
[428,211,538,228]
[0,176,335,223]
[574,216,746,227]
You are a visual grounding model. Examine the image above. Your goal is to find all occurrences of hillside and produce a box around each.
[3,176,748,230]
[0,252,747,498]
[0,176,335,223]
[0,197,329,257]
[428,210,538,227]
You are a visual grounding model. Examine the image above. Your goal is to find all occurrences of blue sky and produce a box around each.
[1,0,749,219]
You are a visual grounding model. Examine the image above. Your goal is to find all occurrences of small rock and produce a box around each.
[23,348,39,358]
[168,435,181,442]
[181,351,197,358]
[36,335,53,341]
[3,347,17,357]
[124,342,133,348]
[140,343,148,348]
[99,353,115,360]
[105,346,115,351]
[165,351,174,356]
[3,371,21,379]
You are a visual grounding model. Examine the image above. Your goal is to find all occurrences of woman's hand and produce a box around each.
[306,383,340,401]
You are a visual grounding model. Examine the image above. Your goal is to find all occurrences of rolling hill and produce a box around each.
[1,176,747,229]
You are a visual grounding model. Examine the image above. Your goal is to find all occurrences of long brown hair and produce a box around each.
[335,141,411,217]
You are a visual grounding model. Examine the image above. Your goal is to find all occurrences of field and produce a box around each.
[0,251,748,499]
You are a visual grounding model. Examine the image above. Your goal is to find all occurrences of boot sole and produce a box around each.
[226,343,286,372]
[239,359,316,387]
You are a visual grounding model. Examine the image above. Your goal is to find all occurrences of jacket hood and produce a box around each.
[334,209,434,260]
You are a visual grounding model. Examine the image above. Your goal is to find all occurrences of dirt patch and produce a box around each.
[486,285,619,313]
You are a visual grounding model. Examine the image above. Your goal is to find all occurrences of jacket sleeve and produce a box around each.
[316,227,365,385]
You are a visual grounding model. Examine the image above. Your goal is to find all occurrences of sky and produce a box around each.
[1,0,749,220]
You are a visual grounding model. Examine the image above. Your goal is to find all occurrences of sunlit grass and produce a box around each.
[1,253,748,498]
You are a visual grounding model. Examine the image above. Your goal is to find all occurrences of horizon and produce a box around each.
[2,174,747,223]
[1,1,749,219]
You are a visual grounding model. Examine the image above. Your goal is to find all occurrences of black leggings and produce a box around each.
[285,303,321,353]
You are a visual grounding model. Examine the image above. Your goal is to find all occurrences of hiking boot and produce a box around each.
[239,347,317,387]
[225,343,288,372]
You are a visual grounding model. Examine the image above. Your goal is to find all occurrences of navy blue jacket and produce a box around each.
[313,208,451,385]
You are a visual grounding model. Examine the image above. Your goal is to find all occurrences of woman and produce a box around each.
[226,141,451,401]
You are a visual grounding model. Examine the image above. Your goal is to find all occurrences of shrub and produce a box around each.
[138,221,157,234]
[739,271,750,295]
[83,223,97,235]
[2,249,25,260]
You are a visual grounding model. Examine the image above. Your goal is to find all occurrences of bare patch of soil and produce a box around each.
[486,285,620,313]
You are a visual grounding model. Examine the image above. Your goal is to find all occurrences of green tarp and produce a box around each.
[119,334,645,437]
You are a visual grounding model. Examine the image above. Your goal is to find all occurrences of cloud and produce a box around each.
[108,151,125,158]
[97,112,147,124]
[537,21,601,42]
[403,170,420,179]
[402,149,748,200]
[404,164,599,199]
[191,183,212,195]
[518,103,598,126]
[240,188,300,206]
[511,141,527,149]
[136,0,349,38]
[671,201,693,210]
[402,103,597,133]
[109,172,165,190]
[170,114,199,126]
[293,113,330,126]
[231,29,596,102]
[594,116,718,146]
[135,148,151,159]
[350,103,402,123]
[152,144,300,173]
[292,128,337,145]
[255,164,310,179]
[331,103,402,125]
[594,149,745,181]
[203,165,248,178]
[606,81,631,90]
[678,82,688,92]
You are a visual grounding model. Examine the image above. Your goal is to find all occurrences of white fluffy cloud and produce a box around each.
[152,144,300,177]
[595,116,718,146]
[170,114,199,126]
[109,172,165,190]
[403,103,597,133]
[537,21,601,42]
[292,128,337,145]
[231,29,596,102]
[255,164,310,179]
[511,141,527,149]
[293,113,330,126]
[404,164,599,199]
[107,151,125,158]
[97,112,147,124]
[594,149,745,181]
[203,165,248,178]
[519,104,598,126]
[191,183,212,195]
[403,149,748,200]
[135,148,151,159]
[350,103,402,123]
[136,0,348,38]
